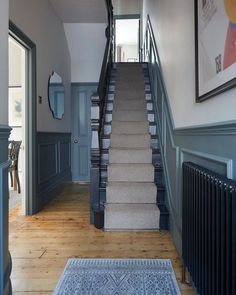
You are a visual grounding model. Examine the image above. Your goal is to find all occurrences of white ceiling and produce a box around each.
[49,0,107,23]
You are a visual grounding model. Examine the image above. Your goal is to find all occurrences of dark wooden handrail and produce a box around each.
[97,0,113,129]
[142,15,159,64]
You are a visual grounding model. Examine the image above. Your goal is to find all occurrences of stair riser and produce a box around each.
[111,122,149,134]
[116,70,143,75]
[110,135,150,149]
[115,92,145,100]
[109,149,152,164]
[115,73,144,79]
[114,101,146,111]
[106,186,156,203]
[114,98,146,104]
[113,111,147,122]
[104,206,160,230]
[115,78,144,84]
[108,166,154,182]
[116,83,145,89]
[116,74,143,79]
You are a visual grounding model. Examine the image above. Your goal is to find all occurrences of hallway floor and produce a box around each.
[9,183,194,294]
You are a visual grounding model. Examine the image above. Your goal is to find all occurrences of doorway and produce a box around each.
[9,22,37,215]
[114,15,140,62]
[8,36,26,211]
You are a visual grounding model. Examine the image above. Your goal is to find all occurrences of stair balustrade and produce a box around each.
[90,0,113,227]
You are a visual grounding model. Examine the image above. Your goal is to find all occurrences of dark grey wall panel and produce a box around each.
[0,125,12,295]
[38,142,57,184]
[59,141,71,173]
[37,132,71,210]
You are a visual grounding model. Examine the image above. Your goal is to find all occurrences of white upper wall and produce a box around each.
[143,0,236,128]
[9,0,71,132]
[64,23,107,83]
[49,0,107,23]
[113,0,141,15]
[0,0,8,125]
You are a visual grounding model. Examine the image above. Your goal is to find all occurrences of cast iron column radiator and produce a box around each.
[182,162,236,295]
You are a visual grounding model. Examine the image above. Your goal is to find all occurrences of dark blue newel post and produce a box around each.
[0,126,12,295]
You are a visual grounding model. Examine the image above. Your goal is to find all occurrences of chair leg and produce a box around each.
[15,170,21,194]
[10,171,13,187]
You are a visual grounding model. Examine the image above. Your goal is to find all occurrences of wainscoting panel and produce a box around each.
[0,125,12,295]
[180,148,233,178]
[143,15,236,254]
[38,142,58,184]
[59,141,71,173]
[37,132,71,210]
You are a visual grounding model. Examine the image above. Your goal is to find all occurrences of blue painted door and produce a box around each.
[72,85,97,182]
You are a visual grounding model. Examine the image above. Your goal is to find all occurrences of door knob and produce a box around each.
[74,139,79,143]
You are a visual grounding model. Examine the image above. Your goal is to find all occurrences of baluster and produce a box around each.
[90,93,100,224]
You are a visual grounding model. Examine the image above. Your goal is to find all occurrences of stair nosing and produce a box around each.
[107,181,156,186]
[109,147,152,150]
[110,133,149,136]
[108,163,154,167]
[112,120,149,123]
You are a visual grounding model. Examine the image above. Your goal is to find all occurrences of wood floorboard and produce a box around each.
[9,183,195,294]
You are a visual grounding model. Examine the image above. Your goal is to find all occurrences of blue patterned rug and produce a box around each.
[53,259,181,295]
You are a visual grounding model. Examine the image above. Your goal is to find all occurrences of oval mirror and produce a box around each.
[48,71,65,119]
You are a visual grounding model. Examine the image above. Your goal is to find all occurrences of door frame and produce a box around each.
[113,14,141,62]
[9,21,37,215]
[71,82,98,183]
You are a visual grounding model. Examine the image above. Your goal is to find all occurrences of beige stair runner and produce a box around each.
[104,63,160,230]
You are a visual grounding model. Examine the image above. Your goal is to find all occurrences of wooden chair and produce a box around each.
[8,140,22,194]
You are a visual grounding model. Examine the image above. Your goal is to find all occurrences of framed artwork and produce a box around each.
[8,87,23,126]
[195,0,236,102]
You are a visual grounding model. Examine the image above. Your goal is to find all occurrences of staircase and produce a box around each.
[104,63,160,230]
[90,2,168,231]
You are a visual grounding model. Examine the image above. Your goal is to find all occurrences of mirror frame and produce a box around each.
[48,71,65,120]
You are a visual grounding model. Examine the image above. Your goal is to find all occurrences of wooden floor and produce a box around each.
[9,183,194,294]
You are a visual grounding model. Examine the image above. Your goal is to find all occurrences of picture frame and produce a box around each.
[195,0,236,102]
